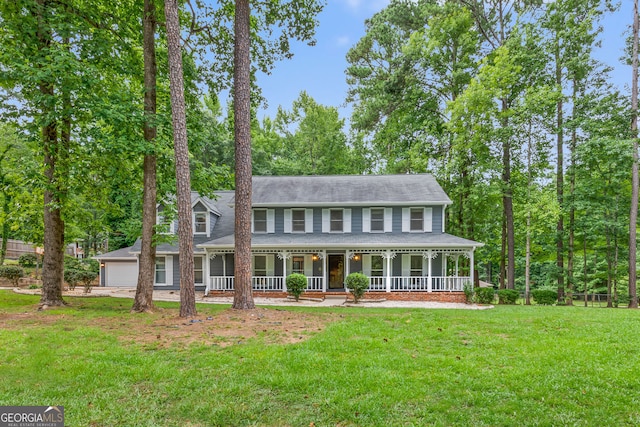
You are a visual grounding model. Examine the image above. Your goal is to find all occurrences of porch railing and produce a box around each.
[209,275,471,293]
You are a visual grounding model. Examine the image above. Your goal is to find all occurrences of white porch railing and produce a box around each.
[306,277,324,291]
[368,276,386,291]
[252,276,284,291]
[209,275,471,293]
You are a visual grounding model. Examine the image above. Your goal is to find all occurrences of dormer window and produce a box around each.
[194,212,207,234]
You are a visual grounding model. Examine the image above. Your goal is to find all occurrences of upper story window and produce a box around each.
[194,212,207,234]
[322,208,351,233]
[252,209,275,234]
[370,208,385,232]
[410,208,423,231]
[402,207,433,233]
[292,209,306,232]
[253,209,267,233]
[330,209,343,232]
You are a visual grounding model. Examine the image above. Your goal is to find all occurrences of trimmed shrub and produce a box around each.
[532,289,557,305]
[475,287,495,304]
[75,270,98,293]
[463,284,475,304]
[286,273,307,301]
[345,272,369,303]
[18,253,37,268]
[497,289,519,305]
[64,269,82,291]
[0,265,24,286]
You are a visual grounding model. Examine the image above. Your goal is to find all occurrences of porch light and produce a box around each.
[353,254,360,261]
[312,254,319,261]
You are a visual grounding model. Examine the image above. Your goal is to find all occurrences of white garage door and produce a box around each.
[105,262,138,287]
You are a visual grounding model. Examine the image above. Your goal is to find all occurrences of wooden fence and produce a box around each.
[0,239,36,259]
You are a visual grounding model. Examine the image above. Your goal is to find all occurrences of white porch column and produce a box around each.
[278,251,290,292]
[322,250,327,292]
[204,249,210,293]
[454,254,460,277]
[383,250,395,292]
[424,250,433,293]
[470,249,475,289]
[346,250,351,278]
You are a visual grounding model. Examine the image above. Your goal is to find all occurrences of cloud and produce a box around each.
[341,0,390,13]
[336,36,351,47]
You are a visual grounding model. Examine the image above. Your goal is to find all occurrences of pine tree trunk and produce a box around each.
[0,196,9,266]
[555,42,565,304]
[165,0,196,317]
[232,0,255,310]
[133,0,157,313]
[629,0,639,308]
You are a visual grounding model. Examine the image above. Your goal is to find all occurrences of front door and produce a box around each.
[328,254,344,290]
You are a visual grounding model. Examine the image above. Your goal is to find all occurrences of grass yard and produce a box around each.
[0,291,639,426]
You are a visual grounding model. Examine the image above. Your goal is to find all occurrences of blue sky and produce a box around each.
[255,0,633,122]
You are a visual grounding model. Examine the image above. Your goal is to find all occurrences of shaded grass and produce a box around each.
[1,290,640,426]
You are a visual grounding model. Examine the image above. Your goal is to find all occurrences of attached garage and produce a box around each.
[104,261,138,287]
[95,247,138,288]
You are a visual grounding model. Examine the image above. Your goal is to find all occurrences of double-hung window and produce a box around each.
[292,256,305,274]
[330,209,343,232]
[253,209,267,233]
[370,208,385,232]
[155,257,166,284]
[410,255,423,277]
[292,209,306,232]
[410,208,424,232]
[194,257,203,284]
[254,255,267,277]
[194,212,207,234]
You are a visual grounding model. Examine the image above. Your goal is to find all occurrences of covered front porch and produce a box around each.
[204,248,475,295]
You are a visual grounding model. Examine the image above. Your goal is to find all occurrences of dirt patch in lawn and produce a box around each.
[0,306,340,348]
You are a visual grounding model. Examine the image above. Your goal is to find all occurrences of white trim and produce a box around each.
[344,209,352,233]
[424,207,433,233]
[322,209,330,233]
[442,204,447,233]
[305,209,314,233]
[402,208,410,232]
[362,208,371,233]
[252,201,453,208]
[193,211,209,236]
[384,208,393,232]
[284,209,292,233]
[267,209,275,233]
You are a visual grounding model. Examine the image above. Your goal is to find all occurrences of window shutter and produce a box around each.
[363,254,371,276]
[166,256,174,286]
[284,209,292,233]
[305,209,314,233]
[251,210,255,233]
[304,255,313,277]
[266,254,275,276]
[402,208,410,232]
[267,209,275,233]
[362,208,370,233]
[401,254,410,277]
[322,209,329,233]
[344,209,352,233]
[424,208,433,232]
[384,208,393,232]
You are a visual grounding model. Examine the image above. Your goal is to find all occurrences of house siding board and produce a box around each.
[275,255,284,277]
[432,206,443,233]
[172,255,180,290]
[210,256,223,276]
[351,207,363,233]
[275,208,285,234]
[193,202,207,212]
[392,256,402,276]
[313,207,322,233]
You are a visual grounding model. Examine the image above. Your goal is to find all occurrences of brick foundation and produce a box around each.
[207,290,466,303]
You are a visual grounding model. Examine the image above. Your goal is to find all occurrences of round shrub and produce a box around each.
[463,284,475,304]
[0,265,24,286]
[64,269,82,291]
[475,287,495,304]
[345,272,369,303]
[531,289,557,305]
[497,289,519,305]
[18,253,37,268]
[75,270,98,293]
[286,273,307,301]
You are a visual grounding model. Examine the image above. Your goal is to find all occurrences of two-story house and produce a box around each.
[96,174,483,302]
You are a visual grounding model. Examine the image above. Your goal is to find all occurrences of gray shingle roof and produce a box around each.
[252,174,451,207]
[94,246,136,259]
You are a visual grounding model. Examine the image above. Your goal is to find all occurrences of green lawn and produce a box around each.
[1,290,639,426]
